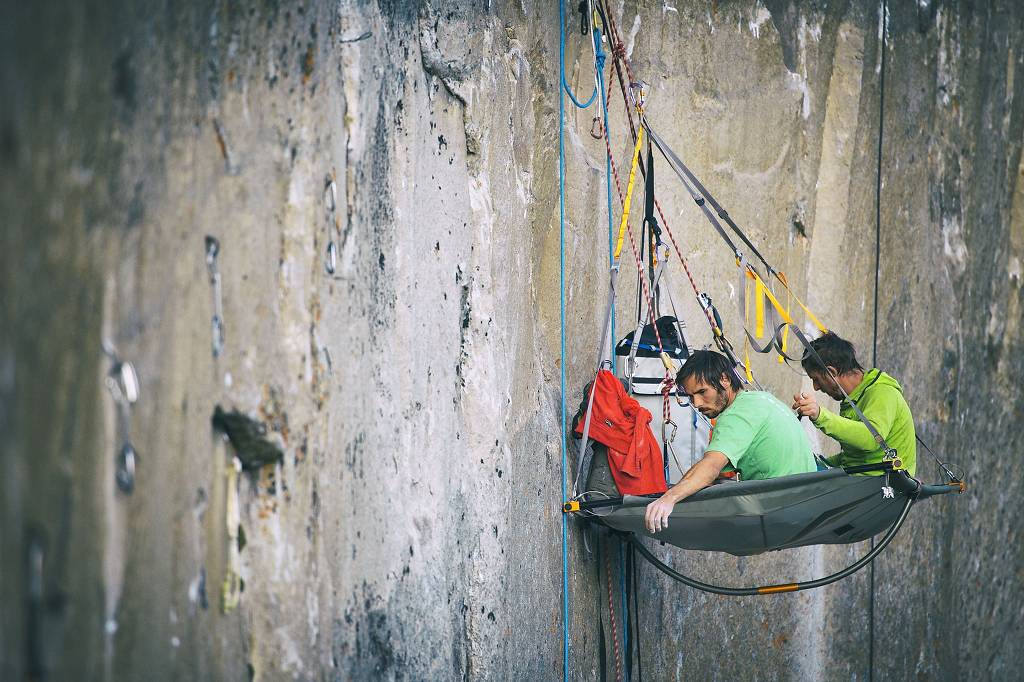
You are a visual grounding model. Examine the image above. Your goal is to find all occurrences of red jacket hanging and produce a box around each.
[574,369,667,495]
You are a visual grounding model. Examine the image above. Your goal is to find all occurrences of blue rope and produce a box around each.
[560,0,598,109]
[559,6,612,679]
[558,0,572,678]
[594,23,628,681]
[596,29,611,340]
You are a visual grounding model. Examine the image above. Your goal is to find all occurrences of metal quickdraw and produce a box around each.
[629,80,649,113]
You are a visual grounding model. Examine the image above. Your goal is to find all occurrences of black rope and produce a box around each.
[869,3,888,679]
[631,543,643,681]
[596,537,608,682]
[623,546,633,679]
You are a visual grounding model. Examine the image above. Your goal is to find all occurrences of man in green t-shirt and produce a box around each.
[792,331,917,476]
[644,351,816,534]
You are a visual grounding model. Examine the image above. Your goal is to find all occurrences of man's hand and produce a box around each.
[644,494,677,534]
[792,392,820,421]
[643,451,729,533]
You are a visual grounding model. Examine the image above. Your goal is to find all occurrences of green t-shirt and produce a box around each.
[708,391,816,480]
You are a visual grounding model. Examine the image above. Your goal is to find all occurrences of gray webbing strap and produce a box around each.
[626,252,669,391]
[645,121,775,277]
[645,125,741,259]
[574,270,618,496]
[661,268,690,366]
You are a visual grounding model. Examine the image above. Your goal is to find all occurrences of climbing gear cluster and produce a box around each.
[557,2,964,679]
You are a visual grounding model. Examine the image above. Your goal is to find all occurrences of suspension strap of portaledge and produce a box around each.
[574,126,649,496]
[645,122,829,336]
[915,433,962,483]
[625,494,914,596]
[645,124,741,260]
[647,127,772,275]
[573,279,617,496]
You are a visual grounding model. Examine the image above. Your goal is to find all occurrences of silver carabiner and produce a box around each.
[662,418,678,444]
[102,342,139,406]
[325,241,338,275]
[116,442,137,494]
[323,175,337,213]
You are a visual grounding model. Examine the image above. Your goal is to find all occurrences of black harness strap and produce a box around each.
[623,546,633,678]
[631,544,643,682]
[643,139,660,244]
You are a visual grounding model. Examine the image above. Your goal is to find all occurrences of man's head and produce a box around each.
[800,332,864,400]
[676,350,742,419]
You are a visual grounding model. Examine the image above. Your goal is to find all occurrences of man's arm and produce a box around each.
[794,391,897,452]
[644,451,730,533]
[814,396,897,452]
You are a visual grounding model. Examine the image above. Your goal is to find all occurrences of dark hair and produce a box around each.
[676,350,741,393]
[801,331,863,375]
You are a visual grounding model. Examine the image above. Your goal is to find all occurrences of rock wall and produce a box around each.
[2,1,1021,680]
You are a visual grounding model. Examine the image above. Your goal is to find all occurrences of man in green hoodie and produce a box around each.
[792,332,917,475]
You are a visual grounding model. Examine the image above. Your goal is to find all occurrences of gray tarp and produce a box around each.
[597,469,907,556]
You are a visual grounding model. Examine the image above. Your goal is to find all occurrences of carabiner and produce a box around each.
[323,175,337,213]
[662,418,678,444]
[325,240,338,275]
[116,442,137,494]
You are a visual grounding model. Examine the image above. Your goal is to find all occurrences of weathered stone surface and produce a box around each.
[1,1,1021,680]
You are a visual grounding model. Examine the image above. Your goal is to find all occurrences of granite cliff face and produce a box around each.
[2,1,1021,680]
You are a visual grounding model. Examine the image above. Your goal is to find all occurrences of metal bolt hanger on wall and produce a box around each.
[102,340,140,494]
[205,236,225,358]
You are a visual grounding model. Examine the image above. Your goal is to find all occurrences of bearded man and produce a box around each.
[644,350,816,534]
